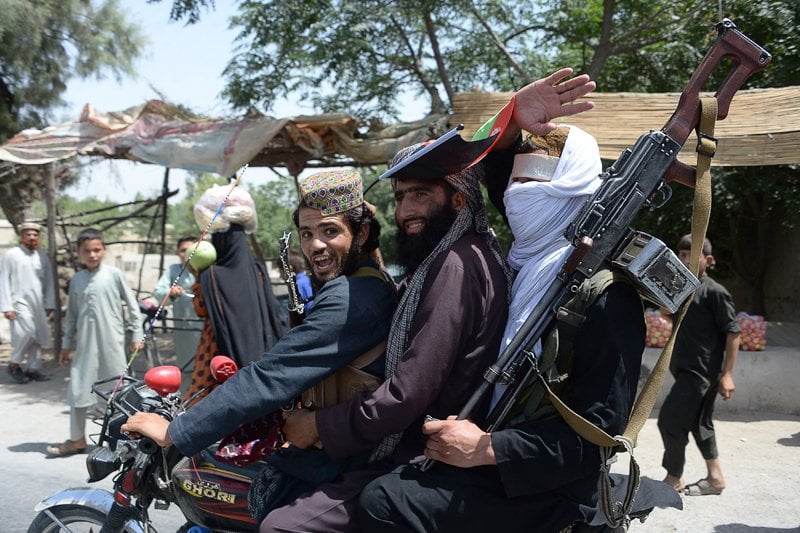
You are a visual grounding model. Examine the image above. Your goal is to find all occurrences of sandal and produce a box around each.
[46,439,87,457]
[25,369,50,382]
[683,478,723,496]
[8,364,29,384]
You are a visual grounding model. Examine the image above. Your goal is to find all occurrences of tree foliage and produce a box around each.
[0,0,145,142]
[156,0,800,314]
[158,0,549,120]
[0,0,145,225]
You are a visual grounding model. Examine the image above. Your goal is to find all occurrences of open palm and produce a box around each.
[514,68,596,135]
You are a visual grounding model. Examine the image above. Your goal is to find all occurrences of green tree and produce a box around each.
[159,0,549,120]
[0,0,145,225]
[0,0,145,142]
[250,177,299,258]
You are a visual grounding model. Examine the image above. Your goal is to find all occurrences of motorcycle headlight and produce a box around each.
[86,446,121,482]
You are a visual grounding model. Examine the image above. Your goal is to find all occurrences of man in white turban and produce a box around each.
[0,222,55,383]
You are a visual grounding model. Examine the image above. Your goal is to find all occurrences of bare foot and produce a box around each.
[663,474,684,491]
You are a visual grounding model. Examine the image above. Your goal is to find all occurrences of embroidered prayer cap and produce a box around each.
[299,169,363,215]
[18,222,42,233]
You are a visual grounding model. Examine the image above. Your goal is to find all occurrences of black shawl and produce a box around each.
[200,225,287,367]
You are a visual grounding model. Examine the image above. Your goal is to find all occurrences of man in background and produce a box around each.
[0,221,55,383]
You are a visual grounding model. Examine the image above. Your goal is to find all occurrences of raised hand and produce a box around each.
[513,67,596,136]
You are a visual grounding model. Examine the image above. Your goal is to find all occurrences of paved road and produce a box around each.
[2,355,799,532]
[0,357,185,532]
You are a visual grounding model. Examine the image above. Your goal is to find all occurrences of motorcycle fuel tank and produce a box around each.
[172,448,261,531]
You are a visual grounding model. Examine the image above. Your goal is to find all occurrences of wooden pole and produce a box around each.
[44,163,63,353]
[159,167,170,275]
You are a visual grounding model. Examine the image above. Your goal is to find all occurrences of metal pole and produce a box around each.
[159,167,170,275]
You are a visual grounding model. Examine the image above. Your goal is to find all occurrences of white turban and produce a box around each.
[493,125,603,405]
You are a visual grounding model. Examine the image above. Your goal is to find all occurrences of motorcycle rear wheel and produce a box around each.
[27,504,140,533]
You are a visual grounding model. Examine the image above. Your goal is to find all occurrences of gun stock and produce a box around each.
[663,18,771,187]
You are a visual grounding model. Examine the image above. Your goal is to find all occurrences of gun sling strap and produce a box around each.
[547,97,717,531]
[301,266,395,410]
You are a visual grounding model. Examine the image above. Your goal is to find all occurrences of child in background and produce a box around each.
[153,236,202,387]
[658,235,741,495]
[47,229,143,456]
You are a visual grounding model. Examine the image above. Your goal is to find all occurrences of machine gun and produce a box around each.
[437,18,771,450]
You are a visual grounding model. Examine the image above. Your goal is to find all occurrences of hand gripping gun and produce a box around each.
[432,19,771,458]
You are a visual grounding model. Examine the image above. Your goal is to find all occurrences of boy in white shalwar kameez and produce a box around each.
[47,229,144,456]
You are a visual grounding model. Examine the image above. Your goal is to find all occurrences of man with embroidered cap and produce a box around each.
[260,112,514,529]
[122,169,397,493]
[0,221,55,383]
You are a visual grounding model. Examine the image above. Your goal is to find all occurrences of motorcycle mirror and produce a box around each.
[144,365,182,396]
[211,355,238,383]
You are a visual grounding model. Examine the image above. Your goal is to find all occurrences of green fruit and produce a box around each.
[188,240,217,271]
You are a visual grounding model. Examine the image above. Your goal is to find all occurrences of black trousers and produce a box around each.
[358,463,582,533]
[657,371,720,477]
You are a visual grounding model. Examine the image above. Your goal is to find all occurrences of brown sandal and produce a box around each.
[683,478,724,496]
[46,439,87,457]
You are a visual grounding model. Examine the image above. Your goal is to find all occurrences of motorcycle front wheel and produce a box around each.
[27,504,141,533]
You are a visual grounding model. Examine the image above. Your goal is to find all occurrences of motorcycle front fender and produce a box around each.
[33,487,146,533]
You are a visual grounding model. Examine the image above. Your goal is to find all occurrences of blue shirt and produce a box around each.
[169,263,396,457]
[296,271,314,311]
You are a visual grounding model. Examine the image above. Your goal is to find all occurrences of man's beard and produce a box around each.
[309,239,362,292]
[395,204,458,275]
[22,237,39,250]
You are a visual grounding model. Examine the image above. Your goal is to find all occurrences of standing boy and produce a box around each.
[658,235,741,495]
[0,221,55,383]
[48,229,143,457]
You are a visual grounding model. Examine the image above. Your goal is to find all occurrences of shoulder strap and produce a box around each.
[508,268,629,426]
[352,266,398,300]
[556,268,630,363]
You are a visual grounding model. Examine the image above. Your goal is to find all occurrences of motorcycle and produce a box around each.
[27,357,263,533]
[26,360,680,533]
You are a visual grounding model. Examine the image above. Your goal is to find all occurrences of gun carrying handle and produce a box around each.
[562,236,593,275]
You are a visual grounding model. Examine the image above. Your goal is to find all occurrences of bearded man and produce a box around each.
[358,70,681,532]
[0,221,55,383]
[122,170,397,464]
[261,133,513,531]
